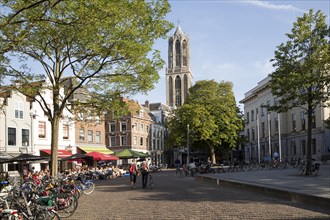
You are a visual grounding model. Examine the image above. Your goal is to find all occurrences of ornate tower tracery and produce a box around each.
[166,26,193,108]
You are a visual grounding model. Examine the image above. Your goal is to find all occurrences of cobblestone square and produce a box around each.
[67,170,330,220]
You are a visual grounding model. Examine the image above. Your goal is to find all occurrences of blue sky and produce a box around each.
[132,0,330,108]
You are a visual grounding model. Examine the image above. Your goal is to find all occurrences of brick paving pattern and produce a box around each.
[67,170,330,220]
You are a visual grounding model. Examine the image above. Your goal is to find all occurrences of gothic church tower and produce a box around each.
[166,26,193,108]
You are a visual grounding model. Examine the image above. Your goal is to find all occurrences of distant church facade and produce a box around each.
[166,26,193,108]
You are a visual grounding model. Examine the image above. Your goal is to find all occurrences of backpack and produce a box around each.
[129,164,135,173]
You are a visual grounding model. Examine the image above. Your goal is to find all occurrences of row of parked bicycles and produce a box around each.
[176,156,320,177]
[0,172,95,219]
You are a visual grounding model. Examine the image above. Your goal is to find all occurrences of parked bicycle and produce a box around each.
[296,158,320,176]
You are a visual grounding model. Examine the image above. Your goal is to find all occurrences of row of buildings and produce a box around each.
[240,76,330,163]
[0,84,170,172]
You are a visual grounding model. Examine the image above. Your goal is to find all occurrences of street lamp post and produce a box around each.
[187,124,189,164]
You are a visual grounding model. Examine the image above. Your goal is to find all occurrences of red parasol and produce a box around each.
[85,152,119,161]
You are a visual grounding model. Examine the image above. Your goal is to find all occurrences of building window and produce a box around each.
[134,123,138,131]
[246,128,250,141]
[96,131,101,143]
[261,104,264,116]
[300,111,305,130]
[121,135,127,146]
[38,122,46,138]
[110,123,115,132]
[8,127,16,146]
[140,137,143,146]
[22,129,29,146]
[15,102,23,119]
[251,110,254,122]
[252,127,255,141]
[261,122,265,138]
[121,122,127,132]
[292,114,296,132]
[183,40,187,66]
[275,118,279,133]
[63,125,69,140]
[312,111,316,128]
[175,39,181,67]
[140,124,144,132]
[133,136,137,145]
[88,130,93,143]
[79,128,85,142]
[110,136,116,147]
[245,112,249,124]
[312,139,316,154]
[175,76,182,106]
[139,111,143,118]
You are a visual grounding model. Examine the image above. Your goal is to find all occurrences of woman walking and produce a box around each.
[129,159,138,189]
[140,161,149,188]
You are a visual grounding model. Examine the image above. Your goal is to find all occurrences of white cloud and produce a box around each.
[254,59,274,75]
[240,0,306,13]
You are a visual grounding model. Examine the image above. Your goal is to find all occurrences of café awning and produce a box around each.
[40,149,72,158]
[78,146,114,154]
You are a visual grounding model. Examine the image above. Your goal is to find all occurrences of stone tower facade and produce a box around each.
[166,26,193,108]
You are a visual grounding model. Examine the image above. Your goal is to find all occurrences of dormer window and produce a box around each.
[15,102,23,119]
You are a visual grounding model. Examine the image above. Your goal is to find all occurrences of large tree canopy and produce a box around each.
[168,80,243,164]
[0,0,173,176]
[268,9,330,175]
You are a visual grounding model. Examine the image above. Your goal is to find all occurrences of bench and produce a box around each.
[321,155,330,165]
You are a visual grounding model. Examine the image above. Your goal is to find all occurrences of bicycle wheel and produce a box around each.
[296,164,305,176]
[82,181,95,195]
[310,164,319,176]
[33,207,61,220]
[56,195,78,218]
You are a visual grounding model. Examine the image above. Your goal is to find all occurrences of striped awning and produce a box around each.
[78,146,114,154]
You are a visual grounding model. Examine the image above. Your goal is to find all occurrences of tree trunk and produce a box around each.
[50,82,61,178]
[210,145,216,165]
[50,114,60,177]
[306,104,313,176]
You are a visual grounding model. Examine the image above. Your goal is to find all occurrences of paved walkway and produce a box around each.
[195,164,330,209]
[67,169,330,220]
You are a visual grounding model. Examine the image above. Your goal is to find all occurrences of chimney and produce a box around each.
[145,100,149,109]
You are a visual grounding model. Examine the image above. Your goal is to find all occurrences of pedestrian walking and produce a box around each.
[140,161,149,188]
[129,159,138,189]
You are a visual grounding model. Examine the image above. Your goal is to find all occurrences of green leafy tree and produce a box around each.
[268,9,330,175]
[168,80,243,164]
[0,0,172,176]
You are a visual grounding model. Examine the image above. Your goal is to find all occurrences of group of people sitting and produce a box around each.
[60,165,125,180]
[22,166,51,182]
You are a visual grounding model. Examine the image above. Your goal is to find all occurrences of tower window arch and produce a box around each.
[184,74,188,100]
[175,75,182,106]
[168,39,173,69]
[169,76,173,106]
[183,40,187,66]
[175,40,181,67]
